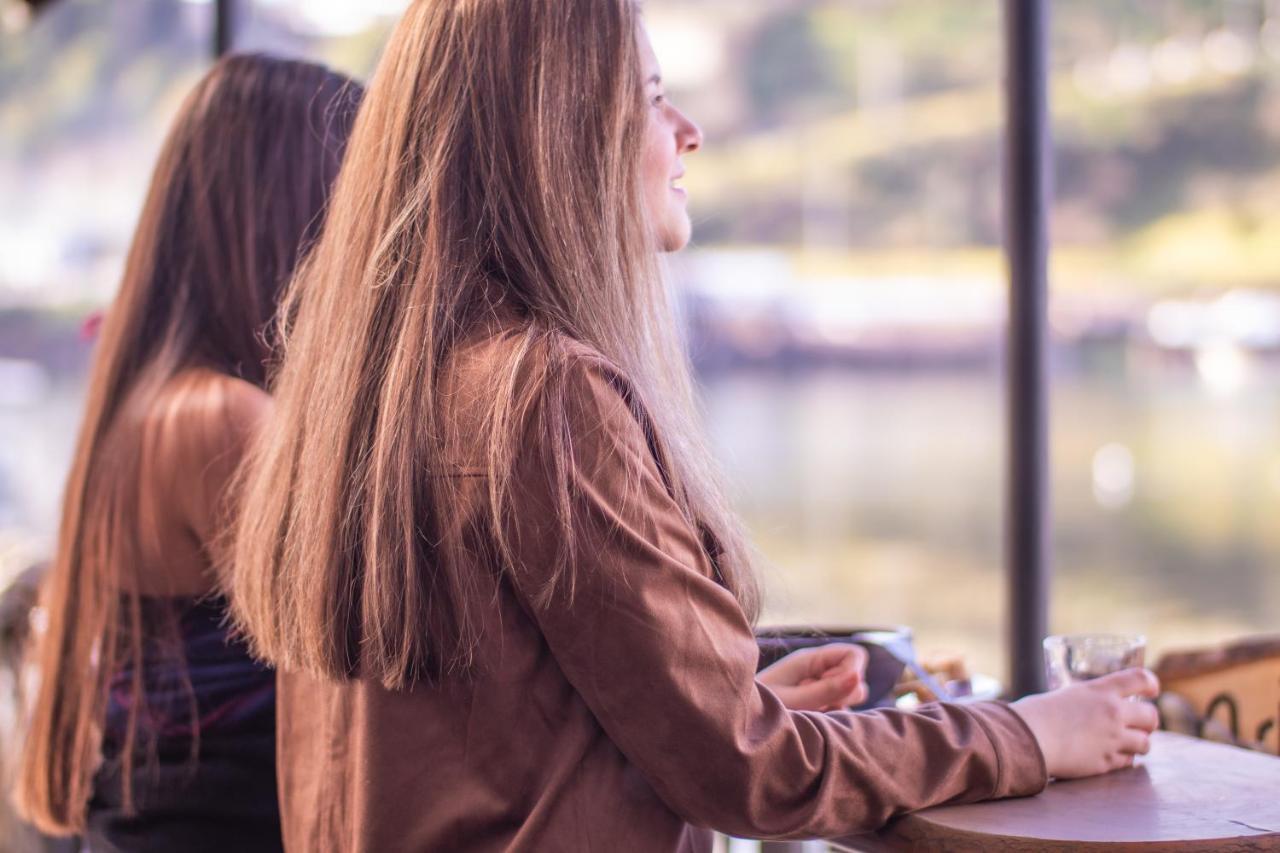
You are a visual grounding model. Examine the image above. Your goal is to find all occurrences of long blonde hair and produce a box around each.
[229,0,760,691]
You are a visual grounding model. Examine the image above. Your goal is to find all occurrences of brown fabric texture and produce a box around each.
[275,334,1047,851]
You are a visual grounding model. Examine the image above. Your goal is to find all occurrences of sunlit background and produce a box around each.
[3,0,1280,687]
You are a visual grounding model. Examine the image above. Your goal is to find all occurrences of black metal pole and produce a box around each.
[1004,0,1051,698]
[214,0,235,58]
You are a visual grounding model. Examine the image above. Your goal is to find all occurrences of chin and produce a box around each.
[658,215,692,253]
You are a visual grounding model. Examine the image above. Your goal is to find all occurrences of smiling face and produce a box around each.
[637,24,703,253]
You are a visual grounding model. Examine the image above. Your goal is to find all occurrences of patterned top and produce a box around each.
[104,595,274,746]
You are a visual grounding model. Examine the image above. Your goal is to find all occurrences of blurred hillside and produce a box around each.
[2,0,1280,306]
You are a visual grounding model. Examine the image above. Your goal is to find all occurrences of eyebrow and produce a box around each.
[646,74,662,86]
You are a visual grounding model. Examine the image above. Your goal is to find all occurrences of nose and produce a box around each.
[675,107,702,155]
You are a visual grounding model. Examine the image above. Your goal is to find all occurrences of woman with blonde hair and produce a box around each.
[14,55,362,851]
[230,2,1159,849]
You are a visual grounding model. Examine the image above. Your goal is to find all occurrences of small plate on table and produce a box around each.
[895,673,1004,708]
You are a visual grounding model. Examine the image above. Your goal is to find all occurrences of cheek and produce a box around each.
[642,122,670,187]
[639,113,689,251]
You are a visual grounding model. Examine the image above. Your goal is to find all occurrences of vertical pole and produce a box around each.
[1004,0,1051,698]
[214,0,236,58]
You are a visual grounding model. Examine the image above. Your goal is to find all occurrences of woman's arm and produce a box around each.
[503,356,1048,840]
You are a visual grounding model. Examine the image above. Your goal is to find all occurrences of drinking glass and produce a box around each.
[1043,633,1145,690]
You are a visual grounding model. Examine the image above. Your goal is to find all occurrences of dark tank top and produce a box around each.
[86,596,282,853]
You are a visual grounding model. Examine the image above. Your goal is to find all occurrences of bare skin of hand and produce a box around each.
[758,643,870,712]
[1010,668,1161,779]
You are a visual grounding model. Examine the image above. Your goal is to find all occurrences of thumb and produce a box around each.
[1094,667,1160,700]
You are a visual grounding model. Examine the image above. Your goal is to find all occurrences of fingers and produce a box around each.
[759,644,871,711]
[814,646,870,709]
[782,670,865,711]
[839,680,869,709]
[810,643,868,677]
[1121,698,1160,733]
[758,647,821,686]
[1118,727,1152,757]
[1108,701,1155,772]
[819,678,870,711]
[818,660,865,686]
[1094,668,1160,700]
[798,645,867,689]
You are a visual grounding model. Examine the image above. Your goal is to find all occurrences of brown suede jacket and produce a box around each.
[275,332,1047,852]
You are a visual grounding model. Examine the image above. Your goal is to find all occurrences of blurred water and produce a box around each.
[707,367,1280,680]
[2,366,1278,682]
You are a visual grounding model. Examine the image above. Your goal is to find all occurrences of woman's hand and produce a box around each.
[1010,668,1161,779]
[758,643,869,711]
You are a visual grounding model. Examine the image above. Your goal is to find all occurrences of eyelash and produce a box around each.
[651,93,666,107]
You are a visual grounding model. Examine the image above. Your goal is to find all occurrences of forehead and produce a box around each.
[635,22,661,79]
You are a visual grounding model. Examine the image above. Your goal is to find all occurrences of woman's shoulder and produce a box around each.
[155,368,269,444]
[434,324,643,476]
[142,368,271,479]
[121,369,271,567]
[445,325,630,417]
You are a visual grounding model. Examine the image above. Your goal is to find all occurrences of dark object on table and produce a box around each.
[755,626,912,710]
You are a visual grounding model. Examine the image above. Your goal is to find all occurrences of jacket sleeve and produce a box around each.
[504,355,1047,840]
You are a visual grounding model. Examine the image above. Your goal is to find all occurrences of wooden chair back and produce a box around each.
[1155,635,1280,755]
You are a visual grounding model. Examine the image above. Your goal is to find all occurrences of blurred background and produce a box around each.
[2,0,1280,686]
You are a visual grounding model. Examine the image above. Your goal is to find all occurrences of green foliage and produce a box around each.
[744,8,849,123]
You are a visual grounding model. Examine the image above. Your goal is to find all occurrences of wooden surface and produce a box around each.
[833,732,1280,851]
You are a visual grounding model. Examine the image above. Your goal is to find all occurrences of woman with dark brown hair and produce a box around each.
[13,54,362,852]
[230,3,1159,849]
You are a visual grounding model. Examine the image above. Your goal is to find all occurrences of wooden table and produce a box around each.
[832,732,1280,851]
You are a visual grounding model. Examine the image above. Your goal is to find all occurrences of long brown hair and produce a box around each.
[229,0,760,692]
[14,54,362,835]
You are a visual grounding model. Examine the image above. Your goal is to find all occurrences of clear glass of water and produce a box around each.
[1043,633,1146,689]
